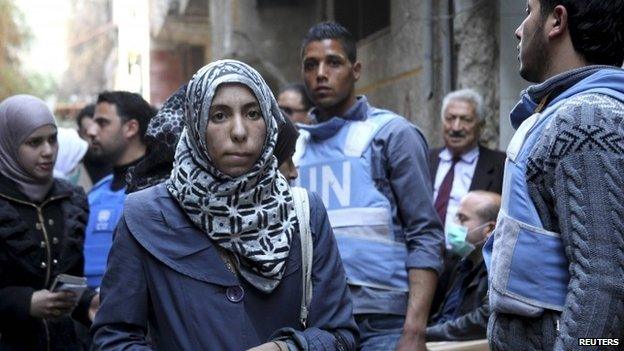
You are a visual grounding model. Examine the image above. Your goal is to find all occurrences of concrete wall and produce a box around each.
[60,0,116,102]
[150,48,185,105]
[209,0,324,92]
[355,0,437,142]
[203,0,506,148]
[356,0,501,149]
[113,0,151,99]
[452,0,499,149]
[149,0,210,105]
[498,0,530,149]
[64,0,514,146]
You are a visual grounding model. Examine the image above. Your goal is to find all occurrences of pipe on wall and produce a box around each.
[441,0,454,95]
[422,0,434,101]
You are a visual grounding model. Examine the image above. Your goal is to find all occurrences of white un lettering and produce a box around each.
[299,161,351,209]
[323,162,351,208]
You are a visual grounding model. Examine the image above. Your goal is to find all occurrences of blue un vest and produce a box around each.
[296,110,408,291]
[483,87,624,317]
[84,175,127,288]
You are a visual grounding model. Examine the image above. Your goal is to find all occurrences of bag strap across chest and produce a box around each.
[291,187,313,328]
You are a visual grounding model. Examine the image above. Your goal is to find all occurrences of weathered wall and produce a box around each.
[150,48,185,105]
[355,0,500,149]
[209,0,324,92]
[355,0,438,143]
[204,0,503,148]
[60,0,116,102]
[149,44,205,106]
[499,0,530,149]
[452,0,500,149]
[149,0,210,105]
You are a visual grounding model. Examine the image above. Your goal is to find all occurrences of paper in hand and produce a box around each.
[50,274,88,300]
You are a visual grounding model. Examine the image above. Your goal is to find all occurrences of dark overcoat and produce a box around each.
[92,184,357,350]
[0,175,94,350]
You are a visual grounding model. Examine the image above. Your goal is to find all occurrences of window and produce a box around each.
[334,0,390,41]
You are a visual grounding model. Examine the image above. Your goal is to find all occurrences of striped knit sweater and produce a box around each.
[489,70,624,350]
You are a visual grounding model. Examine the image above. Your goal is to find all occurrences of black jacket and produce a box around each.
[0,175,94,351]
[426,256,489,341]
[428,145,505,194]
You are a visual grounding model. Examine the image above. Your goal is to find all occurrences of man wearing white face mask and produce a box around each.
[426,190,500,341]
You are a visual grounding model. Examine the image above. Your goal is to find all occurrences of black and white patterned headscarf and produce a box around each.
[166,59,296,293]
[126,85,186,193]
[126,84,300,193]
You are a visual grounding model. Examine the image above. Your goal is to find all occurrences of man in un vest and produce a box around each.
[295,22,444,351]
[84,91,155,288]
[484,1,624,350]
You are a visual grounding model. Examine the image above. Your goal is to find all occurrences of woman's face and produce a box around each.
[18,125,58,181]
[206,83,267,177]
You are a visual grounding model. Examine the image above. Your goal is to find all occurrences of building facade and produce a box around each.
[62,0,528,147]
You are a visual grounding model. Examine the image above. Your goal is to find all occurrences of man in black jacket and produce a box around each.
[426,190,500,341]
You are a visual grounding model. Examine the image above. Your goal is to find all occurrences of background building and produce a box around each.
[53,0,528,147]
[60,0,116,103]
[146,0,526,147]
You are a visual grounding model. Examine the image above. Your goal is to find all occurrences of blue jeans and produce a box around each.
[356,314,404,351]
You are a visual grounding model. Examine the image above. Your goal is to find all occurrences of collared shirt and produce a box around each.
[433,147,480,231]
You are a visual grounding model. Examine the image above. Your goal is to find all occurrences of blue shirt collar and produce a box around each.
[309,95,370,122]
[301,96,370,140]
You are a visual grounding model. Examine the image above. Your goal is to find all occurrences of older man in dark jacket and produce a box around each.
[426,191,500,341]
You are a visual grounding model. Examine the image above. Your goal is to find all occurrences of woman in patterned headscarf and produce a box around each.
[92,60,357,351]
[126,84,301,192]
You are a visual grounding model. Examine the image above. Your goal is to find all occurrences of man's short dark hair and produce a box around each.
[301,22,357,63]
[96,91,157,141]
[76,103,95,127]
[279,83,313,110]
[539,0,624,66]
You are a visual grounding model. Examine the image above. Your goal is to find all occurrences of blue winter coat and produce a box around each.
[92,183,357,350]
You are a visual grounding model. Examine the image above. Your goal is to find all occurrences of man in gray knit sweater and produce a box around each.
[485,1,624,350]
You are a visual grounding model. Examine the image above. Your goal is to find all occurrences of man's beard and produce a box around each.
[520,21,551,83]
[84,145,122,165]
[83,150,108,165]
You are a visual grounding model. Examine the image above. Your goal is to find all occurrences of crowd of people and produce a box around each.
[1,1,623,350]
